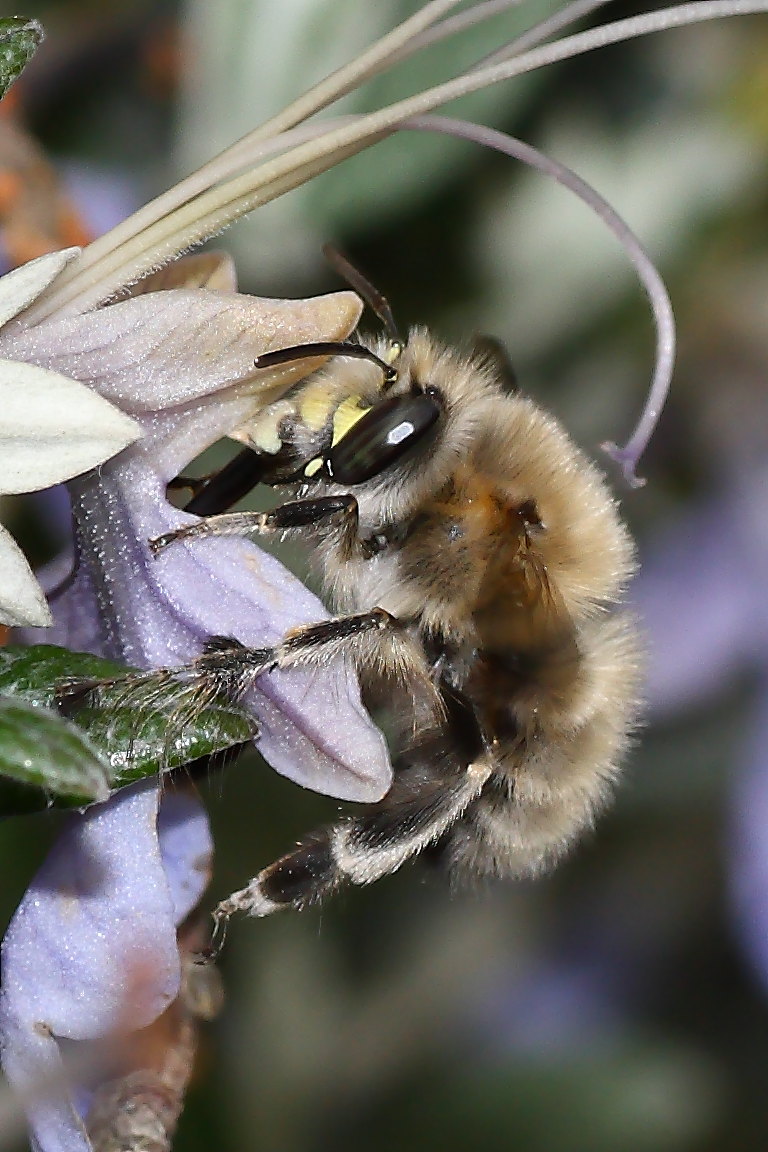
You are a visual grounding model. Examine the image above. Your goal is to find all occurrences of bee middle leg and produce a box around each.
[55,604,427,725]
[195,607,438,709]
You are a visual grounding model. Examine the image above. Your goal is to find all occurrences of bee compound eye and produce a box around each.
[327,392,441,485]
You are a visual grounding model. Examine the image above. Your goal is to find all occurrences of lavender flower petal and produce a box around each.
[0,358,139,495]
[157,789,214,924]
[0,1019,91,1152]
[730,678,768,990]
[18,287,391,802]
[0,782,188,1152]
[0,288,361,416]
[0,248,79,329]
[0,521,53,628]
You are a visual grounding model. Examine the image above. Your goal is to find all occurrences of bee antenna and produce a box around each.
[254,341,397,385]
[323,244,404,360]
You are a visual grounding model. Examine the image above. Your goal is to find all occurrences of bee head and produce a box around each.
[251,250,497,519]
[324,366,443,485]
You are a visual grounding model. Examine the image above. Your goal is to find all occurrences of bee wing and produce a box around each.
[476,542,576,658]
[470,334,518,394]
[522,547,577,646]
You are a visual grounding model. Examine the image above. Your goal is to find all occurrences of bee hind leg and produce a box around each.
[213,752,494,925]
[212,680,494,929]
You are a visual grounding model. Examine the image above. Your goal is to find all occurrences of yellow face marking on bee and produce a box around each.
[331,395,370,447]
[243,400,294,454]
[302,396,370,478]
[299,383,338,432]
[248,414,283,455]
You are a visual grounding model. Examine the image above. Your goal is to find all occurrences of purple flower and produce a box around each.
[0,253,391,1148]
[10,259,389,799]
[0,249,140,627]
[633,470,768,992]
[0,783,211,1152]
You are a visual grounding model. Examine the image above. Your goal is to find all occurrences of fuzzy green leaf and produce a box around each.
[0,645,254,815]
[0,695,110,809]
[0,18,44,102]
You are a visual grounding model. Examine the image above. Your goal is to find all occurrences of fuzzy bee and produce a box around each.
[152,249,641,927]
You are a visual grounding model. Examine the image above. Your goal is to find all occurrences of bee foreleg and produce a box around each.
[149,494,364,559]
[213,754,494,923]
[172,447,271,516]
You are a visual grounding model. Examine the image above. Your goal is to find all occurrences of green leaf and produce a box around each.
[0,645,255,815]
[0,695,110,809]
[0,18,44,102]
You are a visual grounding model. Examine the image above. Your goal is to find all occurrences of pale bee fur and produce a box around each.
[152,250,641,926]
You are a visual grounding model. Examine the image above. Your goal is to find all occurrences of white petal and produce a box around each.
[0,524,52,627]
[127,251,238,294]
[0,289,362,414]
[0,360,141,494]
[0,249,81,330]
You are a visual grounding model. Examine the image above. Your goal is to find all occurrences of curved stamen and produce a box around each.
[404,114,676,486]
[28,0,767,324]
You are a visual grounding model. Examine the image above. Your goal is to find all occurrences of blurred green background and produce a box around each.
[1,1,768,1149]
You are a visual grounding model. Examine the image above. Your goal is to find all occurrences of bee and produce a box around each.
[152,248,640,927]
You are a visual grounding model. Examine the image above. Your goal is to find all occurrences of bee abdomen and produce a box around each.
[437,611,640,881]
[445,772,606,881]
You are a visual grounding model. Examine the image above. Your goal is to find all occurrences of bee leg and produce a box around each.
[279,609,445,712]
[182,448,272,517]
[149,495,366,560]
[213,753,494,922]
[194,608,438,709]
[279,607,411,664]
[212,680,492,924]
[56,606,434,730]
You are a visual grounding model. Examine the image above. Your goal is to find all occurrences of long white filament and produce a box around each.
[27,0,768,325]
[19,0,768,477]
[404,115,675,484]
